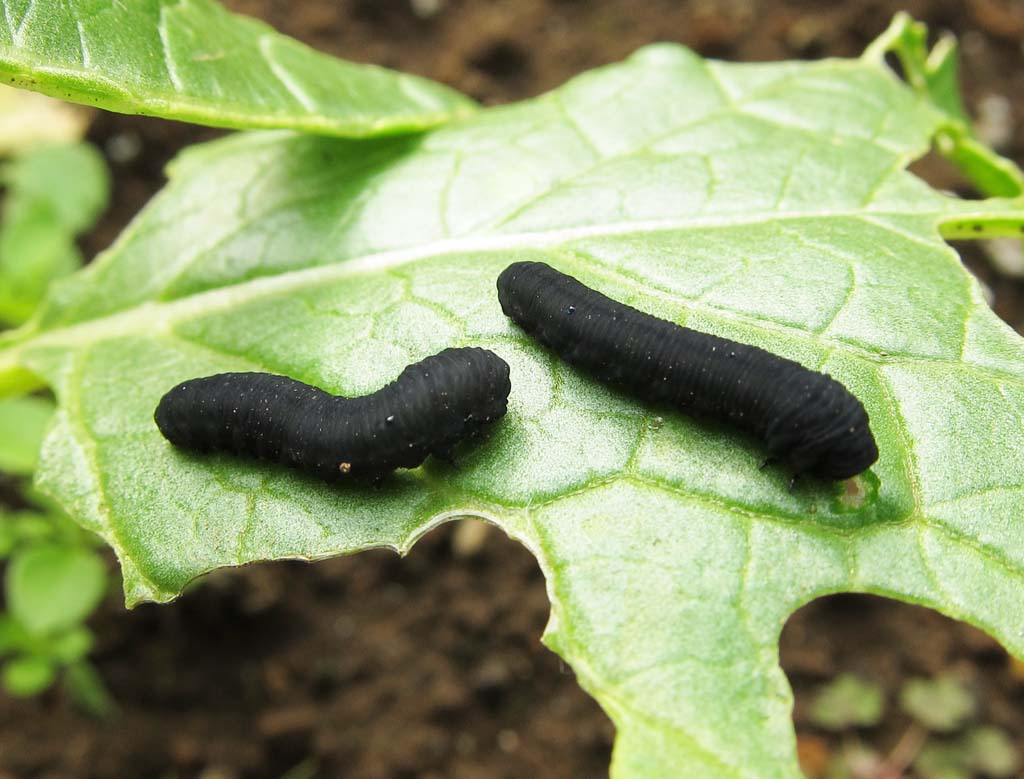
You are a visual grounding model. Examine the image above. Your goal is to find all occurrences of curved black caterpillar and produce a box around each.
[155,347,511,480]
[497,261,878,480]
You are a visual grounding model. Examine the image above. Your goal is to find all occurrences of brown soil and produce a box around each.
[3,1,1024,778]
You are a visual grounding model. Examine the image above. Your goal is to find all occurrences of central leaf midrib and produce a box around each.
[6,206,971,360]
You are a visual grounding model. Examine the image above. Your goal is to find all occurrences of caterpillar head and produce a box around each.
[766,376,879,481]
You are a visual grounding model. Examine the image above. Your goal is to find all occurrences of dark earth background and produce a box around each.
[2,1,1024,777]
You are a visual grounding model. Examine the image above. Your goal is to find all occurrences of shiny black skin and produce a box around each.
[155,347,511,480]
[497,261,878,480]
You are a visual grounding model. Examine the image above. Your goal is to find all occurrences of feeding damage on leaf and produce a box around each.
[0,9,1022,779]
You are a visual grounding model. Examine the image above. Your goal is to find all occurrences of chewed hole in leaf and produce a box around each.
[952,239,1024,326]
[782,595,1022,779]
[91,521,614,775]
[3,12,1024,779]
[882,52,907,82]
[838,476,870,511]
[907,144,981,201]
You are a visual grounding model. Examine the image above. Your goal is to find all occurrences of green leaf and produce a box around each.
[0,0,472,137]
[0,142,109,325]
[808,673,885,731]
[0,510,57,559]
[964,726,1020,778]
[0,394,53,474]
[2,16,1024,779]
[1,142,109,232]
[0,613,24,654]
[0,197,81,325]
[2,652,55,696]
[900,676,976,733]
[864,12,1024,198]
[62,659,115,718]
[6,544,106,635]
[49,624,93,664]
[914,742,972,779]
[9,510,57,542]
[0,521,13,558]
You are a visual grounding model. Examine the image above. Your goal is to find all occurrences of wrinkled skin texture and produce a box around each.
[497,261,878,480]
[155,347,512,479]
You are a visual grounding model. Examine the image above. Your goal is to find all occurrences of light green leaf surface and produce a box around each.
[0,510,56,547]
[0,196,81,325]
[2,652,54,695]
[50,625,93,664]
[0,395,52,474]
[0,0,472,136]
[2,19,1024,779]
[0,614,20,653]
[1,142,109,232]
[6,544,106,635]
[0,141,109,325]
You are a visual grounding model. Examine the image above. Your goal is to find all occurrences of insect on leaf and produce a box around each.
[1,14,1024,779]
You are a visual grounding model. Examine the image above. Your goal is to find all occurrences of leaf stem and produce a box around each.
[864,11,1024,199]
[939,215,1024,241]
[862,13,916,66]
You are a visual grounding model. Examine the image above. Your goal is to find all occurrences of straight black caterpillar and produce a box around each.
[497,261,878,480]
[154,347,511,480]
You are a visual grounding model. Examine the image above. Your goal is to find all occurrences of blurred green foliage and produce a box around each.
[901,676,977,733]
[812,670,1018,779]
[914,727,1019,779]
[0,140,109,325]
[809,673,886,731]
[0,93,112,713]
[0,395,52,474]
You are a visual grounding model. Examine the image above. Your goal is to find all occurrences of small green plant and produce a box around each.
[0,86,112,713]
[0,139,109,325]
[913,728,1019,779]
[0,519,109,705]
[0,3,1023,777]
[805,672,1020,779]
[809,673,885,732]
[0,394,51,474]
[900,675,977,734]
[0,404,113,714]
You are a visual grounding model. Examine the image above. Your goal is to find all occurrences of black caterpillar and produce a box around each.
[155,347,511,480]
[497,261,878,480]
